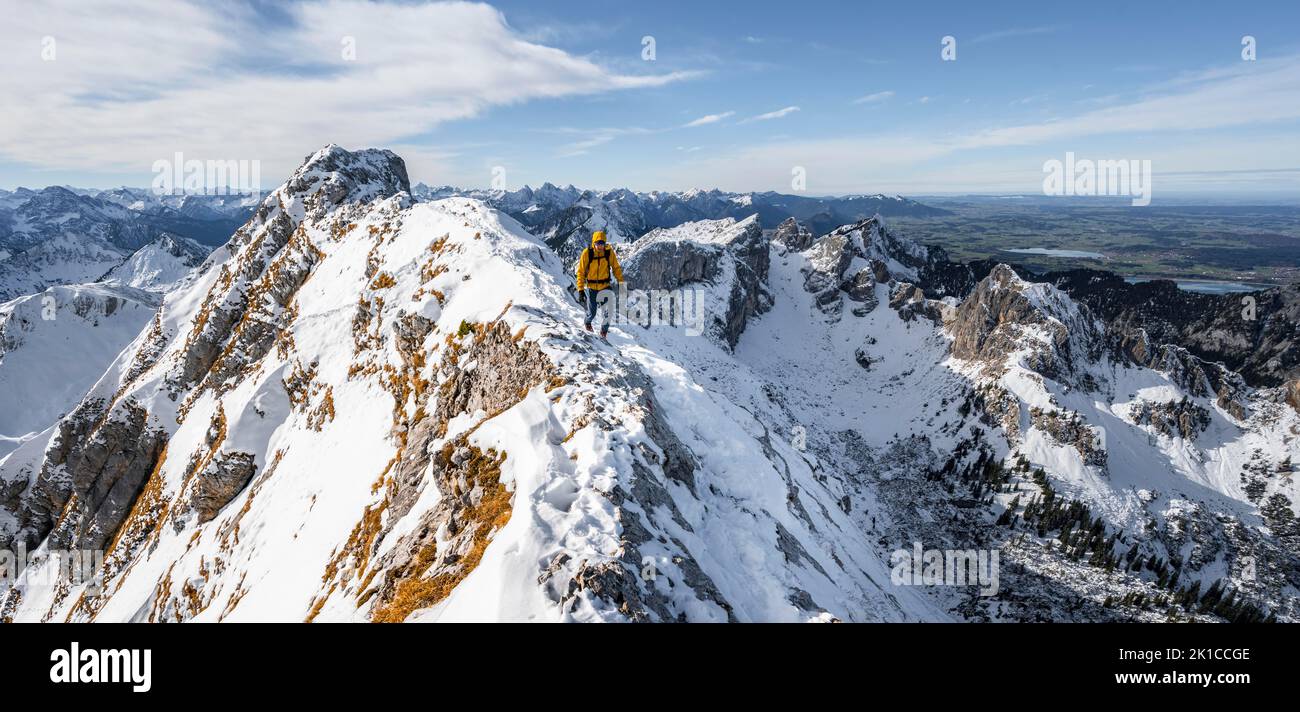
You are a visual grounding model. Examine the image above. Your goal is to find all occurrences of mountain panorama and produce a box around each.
[1,145,1297,623]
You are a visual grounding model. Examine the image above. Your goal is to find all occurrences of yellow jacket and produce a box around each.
[575,233,623,291]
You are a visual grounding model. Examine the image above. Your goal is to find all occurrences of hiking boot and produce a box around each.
[584,323,592,332]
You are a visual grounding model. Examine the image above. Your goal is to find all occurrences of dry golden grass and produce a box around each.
[370,447,511,623]
[307,386,336,431]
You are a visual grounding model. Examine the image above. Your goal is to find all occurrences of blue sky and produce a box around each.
[3,0,1299,197]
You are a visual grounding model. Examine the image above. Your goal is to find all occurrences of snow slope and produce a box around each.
[0,284,159,458]
[100,233,211,293]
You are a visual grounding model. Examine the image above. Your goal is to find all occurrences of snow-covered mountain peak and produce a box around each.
[948,262,1103,386]
[99,233,211,293]
[633,214,760,248]
[280,145,411,215]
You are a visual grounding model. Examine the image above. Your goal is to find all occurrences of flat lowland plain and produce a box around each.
[891,197,1300,288]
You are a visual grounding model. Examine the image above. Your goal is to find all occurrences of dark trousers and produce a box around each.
[584,288,613,330]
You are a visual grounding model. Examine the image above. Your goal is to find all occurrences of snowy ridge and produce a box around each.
[0,148,924,622]
[633,214,760,247]
[100,234,211,293]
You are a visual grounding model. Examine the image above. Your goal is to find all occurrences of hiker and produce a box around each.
[575,230,623,339]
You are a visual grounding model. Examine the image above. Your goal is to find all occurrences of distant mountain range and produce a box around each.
[412,182,949,260]
[0,186,242,301]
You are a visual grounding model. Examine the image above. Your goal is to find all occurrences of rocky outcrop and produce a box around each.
[190,451,258,523]
[949,265,1102,386]
[284,144,411,221]
[431,321,557,428]
[621,215,770,349]
[798,217,939,320]
[802,224,859,319]
[1130,398,1212,440]
[968,383,1023,442]
[1045,269,1300,388]
[367,437,513,623]
[1030,407,1107,469]
[1117,330,1250,420]
[771,217,814,251]
[889,282,945,323]
[9,399,167,552]
[319,317,559,621]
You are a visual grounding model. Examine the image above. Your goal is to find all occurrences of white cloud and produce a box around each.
[852,91,894,105]
[742,106,800,123]
[553,126,656,157]
[970,25,1061,45]
[0,0,691,178]
[684,112,735,127]
[652,55,1300,193]
[953,55,1300,150]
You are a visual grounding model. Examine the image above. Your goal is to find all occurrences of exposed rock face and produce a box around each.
[968,383,1022,442]
[2,146,410,558]
[431,321,557,429]
[367,437,512,623]
[202,227,323,395]
[948,265,1102,386]
[621,215,770,349]
[802,224,860,319]
[327,318,559,621]
[1131,398,1211,440]
[190,451,258,523]
[284,144,411,221]
[889,282,944,323]
[798,217,945,320]
[1030,407,1107,469]
[9,399,167,552]
[771,217,814,251]
[1117,330,1251,420]
[1045,269,1300,388]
